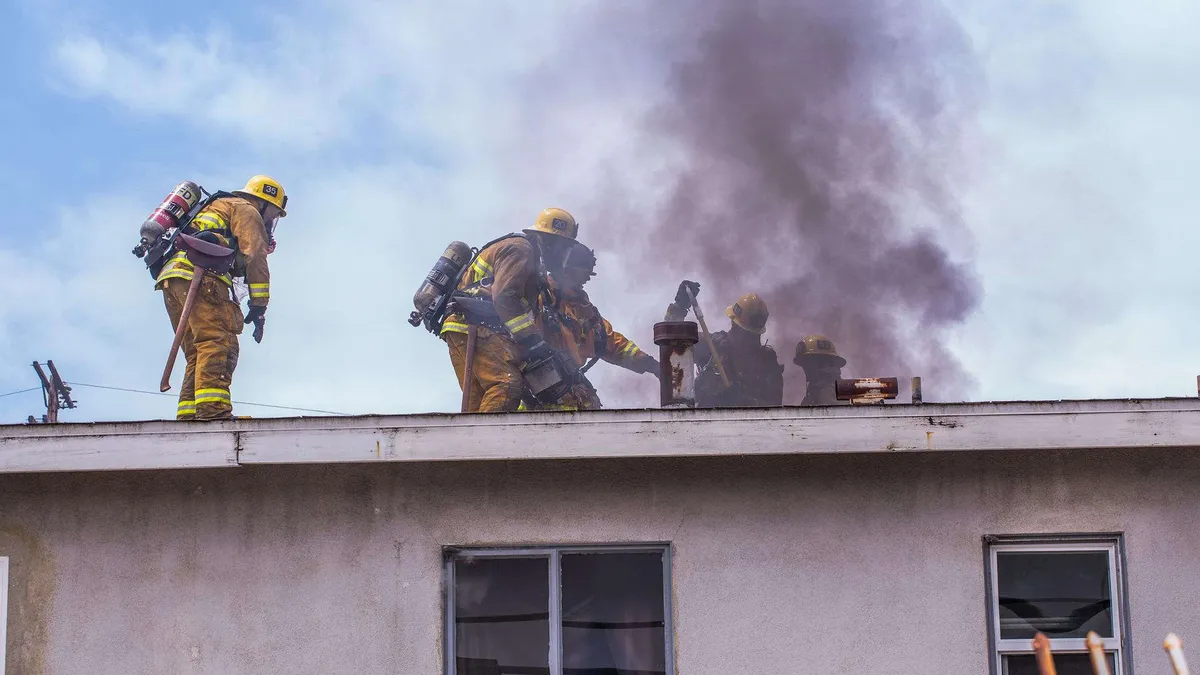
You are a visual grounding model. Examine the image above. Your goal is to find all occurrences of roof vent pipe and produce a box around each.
[653,321,699,409]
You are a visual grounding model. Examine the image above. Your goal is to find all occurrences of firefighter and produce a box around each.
[686,289,784,408]
[155,175,285,420]
[522,242,658,411]
[441,207,579,413]
[794,334,848,406]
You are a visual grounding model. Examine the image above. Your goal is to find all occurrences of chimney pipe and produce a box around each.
[653,321,699,408]
[911,376,923,405]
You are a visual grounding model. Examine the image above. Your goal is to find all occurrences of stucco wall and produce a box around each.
[2,447,1199,674]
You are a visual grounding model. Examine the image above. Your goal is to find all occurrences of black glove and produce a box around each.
[674,280,700,308]
[244,305,266,344]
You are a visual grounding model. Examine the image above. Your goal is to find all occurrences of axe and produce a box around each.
[160,233,236,392]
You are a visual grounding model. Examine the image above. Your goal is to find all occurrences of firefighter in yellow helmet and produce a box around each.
[670,285,783,408]
[794,334,848,406]
[520,241,659,411]
[155,175,286,420]
[441,207,582,412]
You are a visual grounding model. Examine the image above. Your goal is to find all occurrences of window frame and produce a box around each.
[983,533,1132,675]
[1,555,7,675]
[442,543,674,675]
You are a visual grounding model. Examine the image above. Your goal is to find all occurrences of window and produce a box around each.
[985,535,1130,675]
[444,545,673,675]
[1,556,7,675]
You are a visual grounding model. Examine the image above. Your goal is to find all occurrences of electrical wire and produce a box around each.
[0,386,41,399]
[65,382,348,416]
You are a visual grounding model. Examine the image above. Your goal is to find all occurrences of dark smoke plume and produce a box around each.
[584,0,986,403]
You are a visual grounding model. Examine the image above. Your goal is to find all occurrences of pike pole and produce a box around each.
[684,286,730,388]
[461,324,478,413]
[159,233,235,394]
[160,269,207,392]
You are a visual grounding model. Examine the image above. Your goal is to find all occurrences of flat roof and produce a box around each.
[3,398,1200,475]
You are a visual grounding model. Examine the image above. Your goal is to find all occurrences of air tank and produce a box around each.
[139,180,202,242]
[411,241,473,320]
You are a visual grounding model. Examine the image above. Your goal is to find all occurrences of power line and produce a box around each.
[0,386,41,399]
[65,382,348,416]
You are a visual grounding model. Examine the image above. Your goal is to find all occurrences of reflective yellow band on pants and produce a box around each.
[195,388,231,406]
[440,319,470,335]
[518,401,580,412]
[177,400,197,416]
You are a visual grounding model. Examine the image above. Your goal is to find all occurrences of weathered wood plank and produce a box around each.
[236,405,1200,465]
[4,400,1200,473]
[0,431,238,473]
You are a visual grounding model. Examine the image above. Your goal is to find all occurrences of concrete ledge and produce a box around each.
[3,399,1200,474]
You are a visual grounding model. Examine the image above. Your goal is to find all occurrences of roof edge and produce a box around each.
[3,398,1200,475]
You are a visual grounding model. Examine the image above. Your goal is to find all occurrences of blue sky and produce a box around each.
[3,0,1200,423]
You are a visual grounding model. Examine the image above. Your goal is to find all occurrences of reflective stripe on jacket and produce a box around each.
[440,236,543,341]
[155,196,272,307]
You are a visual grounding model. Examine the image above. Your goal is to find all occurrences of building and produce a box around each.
[3,398,1200,674]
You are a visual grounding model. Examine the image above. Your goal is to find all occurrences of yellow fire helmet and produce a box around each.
[726,292,769,334]
[234,175,288,217]
[794,334,847,367]
[523,207,578,240]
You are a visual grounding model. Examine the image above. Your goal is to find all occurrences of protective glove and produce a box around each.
[244,305,267,344]
[674,280,701,308]
[635,354,660,375]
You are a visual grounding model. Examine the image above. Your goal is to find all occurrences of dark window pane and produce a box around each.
[455,556,550,675]
[997,551,1113,639]
[561,552,666,675]
[1004,652,1116,675]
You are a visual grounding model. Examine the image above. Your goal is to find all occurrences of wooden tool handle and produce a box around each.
[160,270,206,392]
[684,286,731,388]
[461,324,479,413]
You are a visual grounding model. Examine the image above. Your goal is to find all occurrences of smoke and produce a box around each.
[559,0,986,404]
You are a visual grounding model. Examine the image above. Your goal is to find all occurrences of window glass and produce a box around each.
[996,551,1112,640]
[561,552,666,675]
[1003,653,1116,675]
[455,556,550,675]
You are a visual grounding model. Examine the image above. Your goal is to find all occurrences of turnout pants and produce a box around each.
[161,276,244,420]
[444,328,525,412]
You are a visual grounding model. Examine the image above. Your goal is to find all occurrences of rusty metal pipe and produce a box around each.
[835,377,899,405]
[654,321,699,408]
[911,376,923,405]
